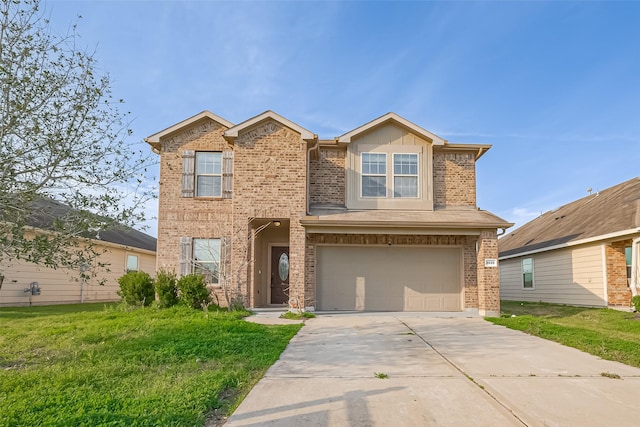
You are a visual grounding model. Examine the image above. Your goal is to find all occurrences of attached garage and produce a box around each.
[316,245,462,311]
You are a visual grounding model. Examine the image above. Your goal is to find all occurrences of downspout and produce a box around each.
[306,139,320,215]
[631,236,640,298]
[497,227,507,237]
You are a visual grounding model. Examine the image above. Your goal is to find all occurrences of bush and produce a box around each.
[117,271,154,307]
[632,295,640,312]
[177,274,211,309]
[155,269,179,308]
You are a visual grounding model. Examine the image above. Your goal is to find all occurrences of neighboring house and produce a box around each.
[499,177,640,308]
[145,111,512,316]
[0,199,157,307]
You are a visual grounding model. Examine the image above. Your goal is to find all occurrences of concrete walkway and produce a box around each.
[226,314,640,426]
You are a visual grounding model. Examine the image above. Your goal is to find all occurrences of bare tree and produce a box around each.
[0,0,154,288]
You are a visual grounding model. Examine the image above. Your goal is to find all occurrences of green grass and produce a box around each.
[0,303,302,426]
[487,301,640,367]
[279,311,316,320]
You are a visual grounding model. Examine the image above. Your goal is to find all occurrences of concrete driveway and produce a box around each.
[226,314,640,426]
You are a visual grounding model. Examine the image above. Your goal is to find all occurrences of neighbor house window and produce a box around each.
[195,152,222,197]
[522,257,534,289]
[361,153,387,197]
[393,153,418,198]
[126,255,139,272]
[193,238,220,284]
[626,246,632,284]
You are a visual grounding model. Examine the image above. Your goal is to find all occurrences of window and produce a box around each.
[126,255,138,272]
[522,258,534,289]
[393,153,418,198]
[626,246,632,284]
[196,152,222,197]
[361,153,387,197]
[193,238,220,284]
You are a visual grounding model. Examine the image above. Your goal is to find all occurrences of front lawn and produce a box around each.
[487,301,640,368]
[0,303,302,426]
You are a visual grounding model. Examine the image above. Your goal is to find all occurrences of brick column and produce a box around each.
[477,229,500,317]
[606,241,632,307]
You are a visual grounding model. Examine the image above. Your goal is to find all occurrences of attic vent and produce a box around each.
[555,215,566,220]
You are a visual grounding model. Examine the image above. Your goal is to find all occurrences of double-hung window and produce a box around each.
[522,257,534,289]
[361,153,387,197]
[193,238,220,284]
[393,153,418,198]
[196,152,222,197]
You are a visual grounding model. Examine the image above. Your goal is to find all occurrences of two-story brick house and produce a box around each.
[145,111,512,316]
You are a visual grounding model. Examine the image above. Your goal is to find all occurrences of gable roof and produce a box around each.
[223,110,316,143]
[337,112,447,145]
[499,177,640,258]
[144,110,234,150]
[27,198,157,252]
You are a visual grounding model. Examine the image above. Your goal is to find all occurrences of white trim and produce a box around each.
[499,228,640,260]
[601,244,609,305]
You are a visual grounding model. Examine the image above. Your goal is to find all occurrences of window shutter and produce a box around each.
[182,150,195,197]
[222,151,233,199]
[178,237,193,277]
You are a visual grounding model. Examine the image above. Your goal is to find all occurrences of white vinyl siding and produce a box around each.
[500,244,606,306]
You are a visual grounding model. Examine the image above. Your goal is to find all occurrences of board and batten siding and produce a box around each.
[0,245,156,307]
[499,244,606,306]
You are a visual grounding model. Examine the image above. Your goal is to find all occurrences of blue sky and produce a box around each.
[46,1,640,237]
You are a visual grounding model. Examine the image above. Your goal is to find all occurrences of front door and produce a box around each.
[271,246,289,304]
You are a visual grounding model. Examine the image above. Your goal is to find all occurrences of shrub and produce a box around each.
[632,295,640,312]
[155,269,179,308]
[177,274,211,309]
[117,271,154,307]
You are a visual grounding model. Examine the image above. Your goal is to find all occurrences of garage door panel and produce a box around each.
[317,246,462,312]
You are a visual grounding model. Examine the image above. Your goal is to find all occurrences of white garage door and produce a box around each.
[317,246,462,311]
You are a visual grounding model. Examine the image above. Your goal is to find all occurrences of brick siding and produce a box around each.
[309,147,346,206]
[606,240,632,306]
[433,151,476,208]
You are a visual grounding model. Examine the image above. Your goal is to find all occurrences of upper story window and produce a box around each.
[196,152,222,197]
[361,153,387,197]
[393,153,418,198]
[181,150,233,199]
[345,124,435,211]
